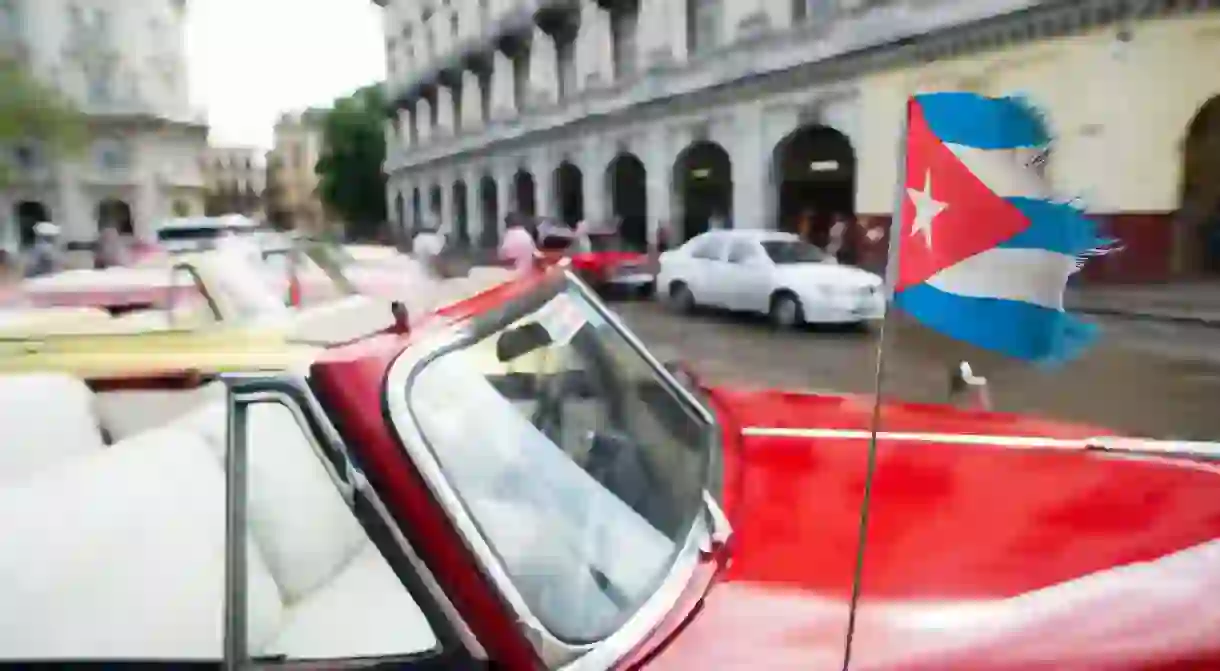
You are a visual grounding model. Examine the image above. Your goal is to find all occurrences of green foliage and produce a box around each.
[0,58,88,184]
[314,84,388,241]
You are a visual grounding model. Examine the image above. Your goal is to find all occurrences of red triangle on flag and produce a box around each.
[895,99,1032,291]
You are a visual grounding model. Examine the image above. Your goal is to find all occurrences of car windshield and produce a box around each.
[260,243,361,307]
[761,239,830,264]
[401,275,712,643]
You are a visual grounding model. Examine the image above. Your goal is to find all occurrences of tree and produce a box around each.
[314,85,387,241]
[0,57,88,185]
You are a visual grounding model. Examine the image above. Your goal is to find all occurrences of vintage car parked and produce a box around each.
[2,262,1219,669]
[0,246,508,383]
[656,230,885,328]
[19,241,496,314]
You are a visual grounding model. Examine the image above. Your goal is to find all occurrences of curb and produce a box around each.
[1073,307,1220,328]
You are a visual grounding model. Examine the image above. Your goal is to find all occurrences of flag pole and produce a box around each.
[841,99,911,671]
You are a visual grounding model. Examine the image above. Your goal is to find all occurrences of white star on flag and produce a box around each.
[907,169,948,248]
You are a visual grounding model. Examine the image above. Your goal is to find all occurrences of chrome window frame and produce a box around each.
[383,270,726,669]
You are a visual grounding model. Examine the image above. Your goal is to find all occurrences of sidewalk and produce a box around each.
[1066,281,1220,327]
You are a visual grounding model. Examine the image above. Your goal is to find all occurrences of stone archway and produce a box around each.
[513,169,536,218]
[479,174,500,248]
[97,198,134,235]
[553,161,584,226]
[672,140,732,241]
[15,201,51,248]
[606,152,648,250]
[452,180,470,246]
[1181,95,1220,275]
[772,124,856,247]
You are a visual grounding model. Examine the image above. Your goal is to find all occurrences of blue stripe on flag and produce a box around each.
[998,198,1104,256]
[895,283,1098,366]
[914,92,1050,150]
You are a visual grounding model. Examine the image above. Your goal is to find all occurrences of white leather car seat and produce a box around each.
[173,398,439,660]
[0,383,438,662]
[95,380,228,441]
[0,427,284,660]
[0,373,107,484]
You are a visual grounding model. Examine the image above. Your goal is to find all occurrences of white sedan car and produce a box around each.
[655,230,885,328]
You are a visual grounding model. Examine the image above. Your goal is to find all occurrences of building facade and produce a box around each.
[0,0,208,251]
[377,0,1220,283]
[264,111,328,235]
[202,146,265,218]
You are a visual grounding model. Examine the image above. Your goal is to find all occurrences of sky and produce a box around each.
[185,0,386,149]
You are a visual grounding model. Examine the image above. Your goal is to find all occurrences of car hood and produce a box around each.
[644,388,1220,670]
[775,263,882,290]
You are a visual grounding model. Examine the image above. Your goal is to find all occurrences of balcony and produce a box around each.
[385,0,580,106]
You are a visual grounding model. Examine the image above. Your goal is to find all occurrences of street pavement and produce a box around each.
[614,299,1220,441]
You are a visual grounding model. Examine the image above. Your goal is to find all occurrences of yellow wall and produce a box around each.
[855,13,1220,216]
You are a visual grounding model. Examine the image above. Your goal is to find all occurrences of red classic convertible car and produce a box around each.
[537,224,655,297]
[2,263,1219,669]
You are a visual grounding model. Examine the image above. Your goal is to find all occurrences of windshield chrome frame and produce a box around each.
[384,270,724,669]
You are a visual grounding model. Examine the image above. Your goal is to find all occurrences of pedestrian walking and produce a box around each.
[94,225,131,269]
[25,222,63,278]
[499,217,538,271]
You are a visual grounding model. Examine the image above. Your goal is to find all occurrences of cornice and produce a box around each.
[387,0,1220,174]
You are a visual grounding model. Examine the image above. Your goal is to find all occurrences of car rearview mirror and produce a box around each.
[496,321,554,362]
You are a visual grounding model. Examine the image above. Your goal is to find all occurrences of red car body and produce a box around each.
[296,267,1220,670]
[9,263,1218,669]
[536,232,654,293]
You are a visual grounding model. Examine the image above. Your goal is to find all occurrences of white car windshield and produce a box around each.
[402,276,712,643]
[761,239,830,264]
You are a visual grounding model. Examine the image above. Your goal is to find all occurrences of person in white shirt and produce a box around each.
[499,220,538,271]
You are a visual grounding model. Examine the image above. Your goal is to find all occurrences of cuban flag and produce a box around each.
[891,92,1105,366]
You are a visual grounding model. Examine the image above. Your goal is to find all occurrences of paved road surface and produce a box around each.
[613,300,1220,441]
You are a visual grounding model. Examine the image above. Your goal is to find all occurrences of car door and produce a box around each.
[679,234,728,306]
[721,239,771,313]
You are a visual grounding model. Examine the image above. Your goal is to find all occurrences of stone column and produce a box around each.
[526,26,559,110]
[460,70,484,130]
[462,165,482,244]
[639,0,686,70]
[577,3,613,89]
[436,86,456,138]
[731,104,766,228]
[529,150,553,219]
[642,127,673,246]
[438,175,455,236]
[490,50,517,121]
[416,98,434,144]
[396,109,414,149]
[580,139,610,224]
